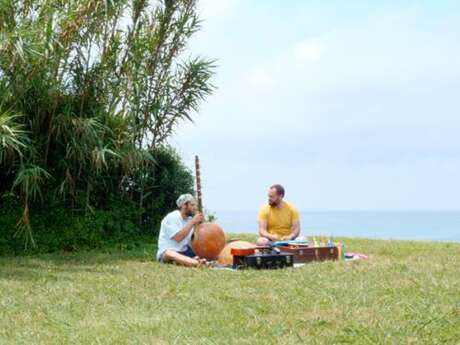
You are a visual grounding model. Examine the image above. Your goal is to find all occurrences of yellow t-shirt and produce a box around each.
[258,201,300,236]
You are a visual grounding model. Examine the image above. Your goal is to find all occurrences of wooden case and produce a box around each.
[278,246,339,264]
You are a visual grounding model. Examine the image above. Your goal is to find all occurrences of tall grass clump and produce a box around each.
[0,0,214,253]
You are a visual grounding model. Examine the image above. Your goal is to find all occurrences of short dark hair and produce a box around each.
[270,184,285,197]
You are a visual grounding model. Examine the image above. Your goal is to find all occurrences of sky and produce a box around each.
[170,0,460,212]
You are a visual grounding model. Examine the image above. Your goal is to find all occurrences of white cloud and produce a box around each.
[241,39,323,95]
[198,0,239,19]
[246,68,275,90]
[293,39,322,63]
[240,38,324,96]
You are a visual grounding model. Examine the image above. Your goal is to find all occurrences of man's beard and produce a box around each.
[269,200,279,207]
[186,210,195,217]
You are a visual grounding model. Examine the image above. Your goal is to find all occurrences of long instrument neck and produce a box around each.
[195,155,203,214]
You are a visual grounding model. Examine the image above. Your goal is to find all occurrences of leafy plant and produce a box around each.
[0,0,214,250]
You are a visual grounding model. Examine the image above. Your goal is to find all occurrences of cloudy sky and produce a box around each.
[170,0,460,212]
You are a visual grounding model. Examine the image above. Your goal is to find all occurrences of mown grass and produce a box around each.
[1,235,459,345]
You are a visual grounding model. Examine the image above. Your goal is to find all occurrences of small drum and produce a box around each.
[217,240,255,265]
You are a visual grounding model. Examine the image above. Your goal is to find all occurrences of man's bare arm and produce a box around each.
[258,221,280,241]
[283,221,300,240]
[172,213,203,242]
[290,221,300,239]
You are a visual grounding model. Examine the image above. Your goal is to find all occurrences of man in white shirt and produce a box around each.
[156,194,207,266]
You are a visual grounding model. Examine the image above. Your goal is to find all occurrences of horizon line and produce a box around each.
[208,209,460,213]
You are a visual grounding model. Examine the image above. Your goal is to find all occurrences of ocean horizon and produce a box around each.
[211,210,460,242]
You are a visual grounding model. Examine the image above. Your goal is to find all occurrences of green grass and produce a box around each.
[1,235,459,345]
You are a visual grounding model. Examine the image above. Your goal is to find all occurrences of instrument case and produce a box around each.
[278,246,339,264]
[232,248,294,269]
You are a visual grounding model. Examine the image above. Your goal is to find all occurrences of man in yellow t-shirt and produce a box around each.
[256,184,301,246]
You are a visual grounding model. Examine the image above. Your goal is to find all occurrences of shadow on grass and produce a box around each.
[0,239,155,267]
[0,235,254,281]
[1,235,458,282]
[0,241,157,282]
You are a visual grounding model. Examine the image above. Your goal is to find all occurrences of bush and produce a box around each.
[0,0,213,253]
[0,146,194,255]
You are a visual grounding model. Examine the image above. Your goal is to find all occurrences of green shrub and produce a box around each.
[0,146,194,255]
[0,0,213,253]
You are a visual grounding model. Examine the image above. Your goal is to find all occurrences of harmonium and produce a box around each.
[230,247,294,269]
[275,243,340,264]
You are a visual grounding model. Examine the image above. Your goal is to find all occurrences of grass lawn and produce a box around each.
[1,235,459,345]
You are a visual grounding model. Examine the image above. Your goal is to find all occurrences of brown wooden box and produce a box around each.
[278,246,339,264]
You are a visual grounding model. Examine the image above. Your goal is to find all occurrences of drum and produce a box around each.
[217,240,255,265]
[191,223,226,260]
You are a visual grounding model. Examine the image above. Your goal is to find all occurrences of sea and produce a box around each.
[213,210,460,242]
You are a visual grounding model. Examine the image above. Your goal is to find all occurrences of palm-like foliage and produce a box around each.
[12,164,51,249]
[0,0,214,248]
[0,110,28,163]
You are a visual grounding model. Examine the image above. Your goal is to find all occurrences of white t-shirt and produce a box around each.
[156,210,193,260]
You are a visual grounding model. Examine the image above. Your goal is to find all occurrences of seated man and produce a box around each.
[156,194,207,267]
[256,184,300,246]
